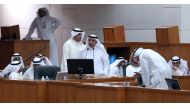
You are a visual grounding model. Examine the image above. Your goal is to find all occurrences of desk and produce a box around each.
[0,79,46,103]
[126,86,190,103]
[1,78,190,103]
[47,81,127,103]
[172,76,190,90]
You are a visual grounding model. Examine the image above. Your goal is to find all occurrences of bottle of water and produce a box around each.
[45,76,49,81]
[41,76,45,81]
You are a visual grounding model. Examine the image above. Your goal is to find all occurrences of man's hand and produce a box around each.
[173,66,178,71]
[133,72,141,77]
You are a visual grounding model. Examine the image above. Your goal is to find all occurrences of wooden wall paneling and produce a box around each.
[125,87,144,103]
[75,86,96,103]
[19,81,46,103]
[176,91,190,102]
[0,41,14,69]
[0,80,19,102]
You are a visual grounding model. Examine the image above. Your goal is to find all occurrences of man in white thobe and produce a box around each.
[37,54,53,65]
[61,28,85,72]
[2,60,23,79]
[23,57,45,80]
[24,7,61,66]
[8,61,23,80]
[80,34,110,76]
[109,57,127,77]
[132,47,172,89]
[168,56,189,76]
[2,53,24,77]
[11,53,25,68]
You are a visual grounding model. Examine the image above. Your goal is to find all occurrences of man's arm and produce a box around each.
[51,17,61,33]
[24,18,37,40]
[61,43,70,72]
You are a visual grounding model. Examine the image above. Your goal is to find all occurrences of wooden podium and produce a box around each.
[103,25,125,42]
[156,26,179,45]
[0,40,49,69]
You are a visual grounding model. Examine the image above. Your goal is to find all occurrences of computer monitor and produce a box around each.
[165,78,181,90]
[67,59,94,79]
[34,65,60,80]
[1,25,20,40]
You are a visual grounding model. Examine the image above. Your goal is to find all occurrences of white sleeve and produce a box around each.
[44,57,53,65]
[2,65,12,77]
[140,57,151,87]
[102,53,110,75]
[61,42,70,72]
[25,18,37,40]
[51,17,61,33]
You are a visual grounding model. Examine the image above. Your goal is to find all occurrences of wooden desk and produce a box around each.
[0,79,46,103]
[47,81,127,103]
[1,78,190,103]
[172,76,190,90]
[126,86,190,103]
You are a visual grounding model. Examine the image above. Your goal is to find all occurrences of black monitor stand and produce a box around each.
[77,67,84,79]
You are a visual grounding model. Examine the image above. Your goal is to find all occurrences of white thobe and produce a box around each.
[2,64,21,77]
[109,66,123,77]
[22,67,34,80]
[125,65,141,77]
[61,39,84,72]
[9,72,23,80]
[139,49,172,89]
[81,47,109,76]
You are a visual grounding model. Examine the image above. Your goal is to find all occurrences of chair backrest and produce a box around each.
[34,65,60,80]
[56,72,68,80]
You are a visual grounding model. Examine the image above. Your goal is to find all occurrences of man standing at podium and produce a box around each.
[24,7,61,66]
[80,34,110,76]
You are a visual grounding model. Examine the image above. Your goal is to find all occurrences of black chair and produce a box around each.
[34,65,60,80]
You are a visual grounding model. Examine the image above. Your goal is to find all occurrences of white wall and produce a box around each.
[74,4,183,42]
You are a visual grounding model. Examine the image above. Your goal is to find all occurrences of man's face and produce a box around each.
[132,57,140,66]
[13,56,21,62]
[172,62,180,67]
[73,33,82,42]
[118,60,126,67]
[37,9,47,17]
[88,38,97,48]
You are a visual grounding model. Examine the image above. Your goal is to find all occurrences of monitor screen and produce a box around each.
[67,59,94,75]
[165,78,181,90]
[34,65,60,80]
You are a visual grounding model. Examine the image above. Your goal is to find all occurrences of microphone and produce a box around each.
[85,48,89,59]
[93,48,94,60]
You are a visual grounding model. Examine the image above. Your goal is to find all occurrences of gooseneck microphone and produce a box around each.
[93,48,94,60]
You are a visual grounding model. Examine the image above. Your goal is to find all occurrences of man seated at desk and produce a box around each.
[1,60,23,80]
[109,57,127,77]
[36,54,53,65]
[23,57,45,80]
[168,56,189,76]
[1,53,24,78]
